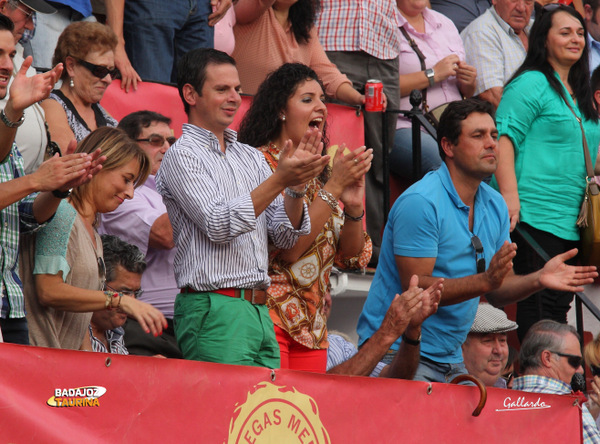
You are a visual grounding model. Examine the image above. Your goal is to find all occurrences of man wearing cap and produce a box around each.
[462,302,517,387]
[515,320,600,443]
[0,0,56,174]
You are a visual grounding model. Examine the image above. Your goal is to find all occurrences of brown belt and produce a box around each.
[180,286,267,305]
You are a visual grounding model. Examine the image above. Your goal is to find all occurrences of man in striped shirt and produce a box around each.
[156,48,329,367]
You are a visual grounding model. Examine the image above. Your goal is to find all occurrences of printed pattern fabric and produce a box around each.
[260,143,372,350]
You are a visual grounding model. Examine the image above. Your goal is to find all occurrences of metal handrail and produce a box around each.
[513,225,600,349]
[381,90,437,225]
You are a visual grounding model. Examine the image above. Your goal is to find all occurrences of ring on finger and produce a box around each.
[353,159,359,164]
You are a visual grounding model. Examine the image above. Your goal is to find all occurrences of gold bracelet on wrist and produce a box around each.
[318,188,338,211]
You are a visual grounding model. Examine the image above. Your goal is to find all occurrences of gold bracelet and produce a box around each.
[317,188,338,211]
[104,291,114,309]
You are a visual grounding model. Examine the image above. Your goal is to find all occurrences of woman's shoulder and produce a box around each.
[508,70,547,88]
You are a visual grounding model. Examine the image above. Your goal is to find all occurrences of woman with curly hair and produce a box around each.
[232,0,365,107]
[238,63,373,373]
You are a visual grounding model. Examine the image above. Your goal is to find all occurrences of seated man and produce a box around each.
[356,98,597,384]
[327,275,442,378]
[100,110,182,359]
[461,0,534,108]
[514,320,600,443]
[461,302,517,388]
[87,235,146,355]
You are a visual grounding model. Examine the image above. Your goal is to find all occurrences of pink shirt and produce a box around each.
[396,8,465,130]
[232,7,351,97]
[214,7,236,55]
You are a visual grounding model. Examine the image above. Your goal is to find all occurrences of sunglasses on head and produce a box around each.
[550,350,583,369]
[471,235,486,274]
[135,133,176,147]
[76,58,119,80]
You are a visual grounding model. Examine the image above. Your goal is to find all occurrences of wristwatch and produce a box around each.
[425,68,435,87]
[52,188,72,199]
[402,331,421,346]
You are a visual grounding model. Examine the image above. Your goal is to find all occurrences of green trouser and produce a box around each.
[174,291,280,368]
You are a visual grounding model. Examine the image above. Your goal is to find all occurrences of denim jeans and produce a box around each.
[390,127,442,180]
[413,356,468,383]
[0,317,30,345]
[124,0,213,83]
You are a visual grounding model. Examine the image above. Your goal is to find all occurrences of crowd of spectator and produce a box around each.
[3,0,600,439]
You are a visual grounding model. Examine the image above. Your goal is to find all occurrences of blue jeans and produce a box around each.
[0,317,30,345]
[390,128,442,180]
[413,356,468,383]
[124,0,213,83]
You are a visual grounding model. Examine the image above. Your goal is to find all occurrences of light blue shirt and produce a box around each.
[357,163,510,364]
[589,33,600,76]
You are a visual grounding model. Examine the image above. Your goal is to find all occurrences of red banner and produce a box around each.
[0,343,583,443]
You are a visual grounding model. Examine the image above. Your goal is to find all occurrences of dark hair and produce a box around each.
[100,234,147,282]
[288,0,320,44]
[592,65,600,97]
[437,98,495,160]
[519,319,579,373]
[176,48,236,115]
[584,0,600,17]
[0,13,14,32]
[118,111,172,140]
[237,63,330,182]
[509,5,597,122]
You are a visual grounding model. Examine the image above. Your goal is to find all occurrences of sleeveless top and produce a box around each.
[48,89,117,142]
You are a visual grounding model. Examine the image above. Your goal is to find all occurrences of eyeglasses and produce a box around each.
[550,351,583,369]
[135,134,176,147]
[542,3,563,13]
[97,257,106,283]
[471,235,486,274]
[14,2,34,20]
[500,371,515,385]
[76,58,119,80]
[105,282,143,299]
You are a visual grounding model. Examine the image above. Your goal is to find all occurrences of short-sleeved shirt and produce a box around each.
[326,333,385,377]
[461,7,531,95]
[493,70,600,241]
[357,163,510,363]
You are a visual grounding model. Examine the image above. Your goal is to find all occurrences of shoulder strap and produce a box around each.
[399,26,429,108]
[561,95,599,194]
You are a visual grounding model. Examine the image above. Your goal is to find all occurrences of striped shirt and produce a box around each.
[156,124,310,291]
[88,326,129,355]
[326,334,385,377]
[316,0,400,60]
[0,145,40,319]
[514,375,600,444]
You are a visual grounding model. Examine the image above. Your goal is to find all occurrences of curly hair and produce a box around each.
[69,127,151,214]
[237,63,330,181]
[508,4,597,122]
[53,22,118,80]
[288,0,320,44]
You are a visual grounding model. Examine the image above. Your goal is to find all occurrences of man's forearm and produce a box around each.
[32,191,62,223]
[486,272,543,308]
[0,101,22,161]
[380,326,421,379]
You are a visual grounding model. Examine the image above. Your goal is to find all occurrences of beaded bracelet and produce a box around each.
[318,188,338,211]
[343,209,365,222]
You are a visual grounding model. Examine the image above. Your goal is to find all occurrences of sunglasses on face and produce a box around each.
[76,58,119,80]
[135,134,176,147]
[550,350,583,369]
[471,235,486,274]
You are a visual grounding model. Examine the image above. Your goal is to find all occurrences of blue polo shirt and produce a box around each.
[357,163,510,363]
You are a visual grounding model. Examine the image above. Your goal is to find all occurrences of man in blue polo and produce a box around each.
[357,98,598,383]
